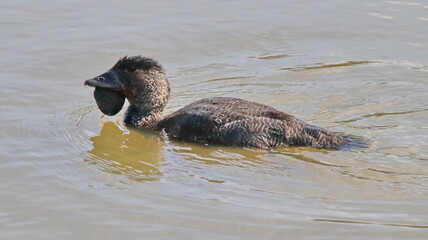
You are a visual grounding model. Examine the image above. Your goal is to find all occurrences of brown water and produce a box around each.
[1,1,428,239]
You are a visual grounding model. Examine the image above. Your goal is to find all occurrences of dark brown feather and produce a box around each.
[156,97,350,149]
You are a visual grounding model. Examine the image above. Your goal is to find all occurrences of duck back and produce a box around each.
[155,97,351,149]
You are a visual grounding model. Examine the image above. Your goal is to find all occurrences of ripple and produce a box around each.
[335,108,428,124]
[367,12,393,20]
[385,1,422,6]
[272,151,345,167]
[313,218,428,229]
[280,61,379,71]
[258,54,290,60]
[66,103,98,126]
[201,75,256,83]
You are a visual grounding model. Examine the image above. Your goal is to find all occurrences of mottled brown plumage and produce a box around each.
[84,56,367,150]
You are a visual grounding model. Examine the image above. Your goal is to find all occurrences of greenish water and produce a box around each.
[1,1,427,239]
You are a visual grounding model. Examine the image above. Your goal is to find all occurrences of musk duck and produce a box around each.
[84,56,367,150]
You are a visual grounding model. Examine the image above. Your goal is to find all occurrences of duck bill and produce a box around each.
[84,70,125,116]
[84,70,123,91]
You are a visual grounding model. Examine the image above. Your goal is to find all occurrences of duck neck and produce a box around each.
[124,105,163,127]
[122,69,170,128]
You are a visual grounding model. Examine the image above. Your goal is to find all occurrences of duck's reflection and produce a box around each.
[168,141,269,166]
[168,140,330,167]
[85,122,333,182]
[85,121,164,181]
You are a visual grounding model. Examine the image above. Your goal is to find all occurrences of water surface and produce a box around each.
[1,0,427,239]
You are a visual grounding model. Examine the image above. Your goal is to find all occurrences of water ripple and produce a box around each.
[313,218,428,229]
[66,103,98,126]
[335,108,428,124]
[280,61,379,71]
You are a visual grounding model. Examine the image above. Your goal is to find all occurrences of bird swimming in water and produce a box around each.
[84,56,367,150]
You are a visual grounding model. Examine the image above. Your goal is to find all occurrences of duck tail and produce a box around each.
[299,124,369,150]
[338,134,370,151]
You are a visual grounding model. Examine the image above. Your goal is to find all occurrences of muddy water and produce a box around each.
[1,0,427,239]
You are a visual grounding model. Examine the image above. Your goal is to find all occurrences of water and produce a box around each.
[1,0,427,239]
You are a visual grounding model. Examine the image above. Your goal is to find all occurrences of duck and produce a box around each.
[84,56,367,150]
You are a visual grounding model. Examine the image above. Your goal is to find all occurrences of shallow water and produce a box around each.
[1,0,428,239]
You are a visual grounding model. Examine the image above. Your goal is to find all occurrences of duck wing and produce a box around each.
[156,97,348,149]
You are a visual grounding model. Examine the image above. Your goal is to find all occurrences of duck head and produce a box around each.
[84,56,170,126]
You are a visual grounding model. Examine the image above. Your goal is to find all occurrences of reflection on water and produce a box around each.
[86,122,164,181]
[167,141,269,166]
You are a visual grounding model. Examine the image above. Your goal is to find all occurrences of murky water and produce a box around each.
[1,0,427,239]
